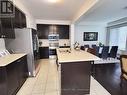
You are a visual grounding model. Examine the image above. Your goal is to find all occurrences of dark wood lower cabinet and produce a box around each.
[0,55,28,95]
[60,61,91,95]
[39,47,49,59]
[0,67,7,95]
[7,62,19,95]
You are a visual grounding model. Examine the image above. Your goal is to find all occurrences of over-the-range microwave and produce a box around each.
[48,34,59,41]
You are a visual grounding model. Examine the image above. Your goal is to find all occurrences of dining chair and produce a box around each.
[80,46,85,50]
[84,44,89,51]
[84,44,89,48]
[109,46,118,58]
[93,46,100,57]
[92,44,97,48]
[87,48,96,55]
[101,46,109,59]
[120,55,127,86]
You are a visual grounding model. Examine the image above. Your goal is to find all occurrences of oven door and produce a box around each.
[49,49,56,55]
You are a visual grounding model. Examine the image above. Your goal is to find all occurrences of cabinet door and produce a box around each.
[37,24,49,39]
[39,47,49,58]
[1,17,15,38]
[13,7,21,28]
[57,25,69,39]
[61,62,91,95]
[0,19,2,38]
[13,7,26,28]
[6,62,19,95]
[17,56,28,87]
[20,12,26,28]
[0,67,7,95]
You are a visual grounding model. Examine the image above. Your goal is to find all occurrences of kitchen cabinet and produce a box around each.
[56,25,69,39]
[37,24,49,39]
[0,1,15,38]
[37,24,70,39]
[0,55,28,95]
[16,56,28,87]
[0,20,2,37]
[39,47,49,59]
[0,1,26,39]
[60,62,91,95]
[7,60,19,95]
[20,12,26,28]
[1,17,15,38]
[13,7,26,28]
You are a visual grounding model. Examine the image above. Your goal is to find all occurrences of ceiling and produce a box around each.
[77,0,127,24]
[21,0,87,20]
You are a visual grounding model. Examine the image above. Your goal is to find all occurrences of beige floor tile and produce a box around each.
[45,90,58,95]
[31,94,44,95]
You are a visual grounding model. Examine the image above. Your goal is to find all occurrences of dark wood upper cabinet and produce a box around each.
[13,7,21,28]
[37,24,50,39]
[0,20,2,38]
[20,12,26,28]
[1,17,15,38]
[37,24,70,39]
[56,25,69,39]
[0,1,26,39]
[13,7,26,28]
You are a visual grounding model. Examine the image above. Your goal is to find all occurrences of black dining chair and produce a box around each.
[84,44,89,48]
[92,46,100,57]
[87,48,96,55]
[84,44,89,51]
[101,46,109,59]
[80,46,85,50]
[109,46,118,58]
[92,44,97,48]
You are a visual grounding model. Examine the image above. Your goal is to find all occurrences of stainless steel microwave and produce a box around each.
[48,34,59,41]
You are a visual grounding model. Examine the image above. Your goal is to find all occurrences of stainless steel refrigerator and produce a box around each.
[5,28,39,76]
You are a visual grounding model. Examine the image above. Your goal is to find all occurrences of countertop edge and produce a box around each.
[0,54,27,67]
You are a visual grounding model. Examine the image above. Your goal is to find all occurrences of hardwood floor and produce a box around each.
[94,63,127,95]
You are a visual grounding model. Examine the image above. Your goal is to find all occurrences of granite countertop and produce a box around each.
[0,54,26,67]
[57,48,100,63]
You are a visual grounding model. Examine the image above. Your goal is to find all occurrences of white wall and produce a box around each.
[0,39,6,51]
[74,24,106,46]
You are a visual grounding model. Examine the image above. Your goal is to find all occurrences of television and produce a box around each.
[83,32,98,41]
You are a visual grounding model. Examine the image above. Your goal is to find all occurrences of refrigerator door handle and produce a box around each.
[36,35,39,52]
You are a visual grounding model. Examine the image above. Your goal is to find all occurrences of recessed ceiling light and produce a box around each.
[44,0,61,3]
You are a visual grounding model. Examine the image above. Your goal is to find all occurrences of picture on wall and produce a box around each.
[83,32,98,41]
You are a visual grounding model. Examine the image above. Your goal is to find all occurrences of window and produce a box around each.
[109,26,127,50]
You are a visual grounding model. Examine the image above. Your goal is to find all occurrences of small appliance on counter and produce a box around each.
[0,50,10,57]
[48,34,59,59]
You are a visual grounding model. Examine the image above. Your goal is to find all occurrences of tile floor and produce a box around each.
[16,59,111,95]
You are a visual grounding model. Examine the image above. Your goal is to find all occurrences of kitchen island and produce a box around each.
[57,48,100,95]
